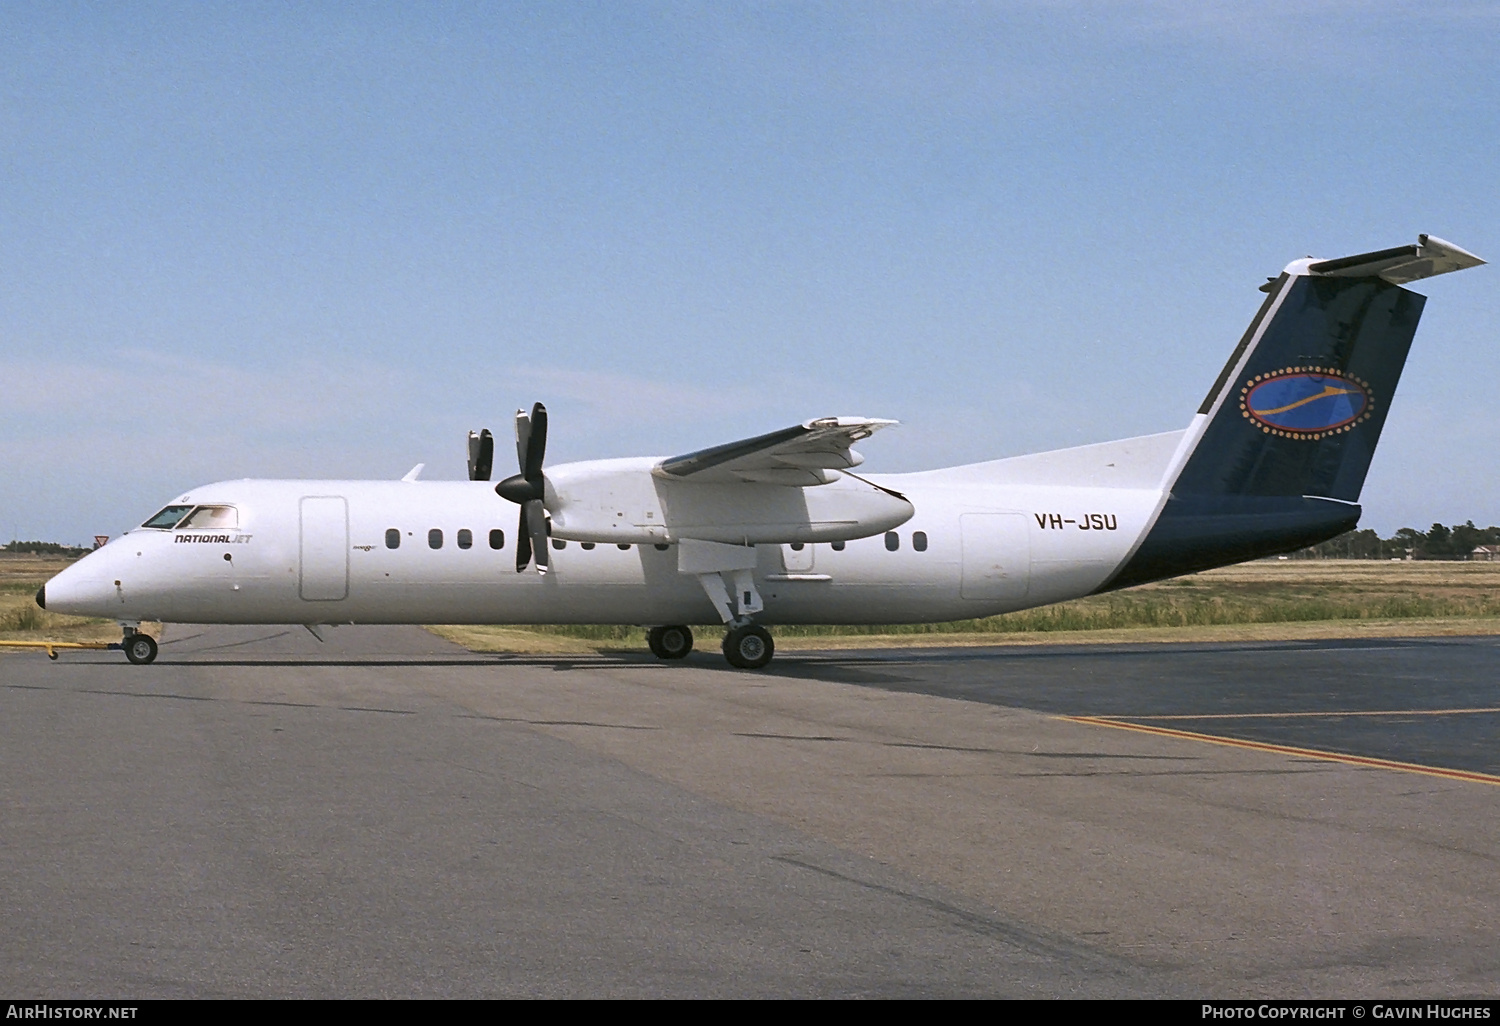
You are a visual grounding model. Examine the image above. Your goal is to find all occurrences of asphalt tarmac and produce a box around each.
[772,637,1500,778]
[2,626,1496,998]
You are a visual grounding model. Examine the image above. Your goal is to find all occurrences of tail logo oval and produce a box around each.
[1240,368,1372,439]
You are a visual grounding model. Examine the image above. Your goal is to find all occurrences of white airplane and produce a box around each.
[39,235,1485,669]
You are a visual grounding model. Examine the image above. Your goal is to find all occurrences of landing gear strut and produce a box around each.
[122,632,158,665]
[722,623,774,670]
[647,625,694,660]
[679,541,776,669]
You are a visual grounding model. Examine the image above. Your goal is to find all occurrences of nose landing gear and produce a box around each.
[123,633,158,665]
[118,622,158,665]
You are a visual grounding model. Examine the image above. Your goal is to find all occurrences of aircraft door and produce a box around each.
[960,513,1030,600]
[781,543,815,573]
[299,496,349,601]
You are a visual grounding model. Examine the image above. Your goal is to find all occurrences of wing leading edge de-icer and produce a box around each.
[35,234,1485,669]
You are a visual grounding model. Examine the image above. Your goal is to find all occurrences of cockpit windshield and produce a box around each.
[141,505,195,529]
[139,504,239,530]
[177,505,238,530]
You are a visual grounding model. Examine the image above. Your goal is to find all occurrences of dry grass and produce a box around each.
[0,553,77,588]
[434,560,1500,653]
[425,624,614,654]
[783,560,1500,636]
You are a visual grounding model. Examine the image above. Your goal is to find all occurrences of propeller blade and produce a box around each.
[514,408,531,475]
[476,428,493,481]
[525,499,550,574]
[522,402,547,481]
[500,401,551,574]
[514,507,532,573]
[467,429,494,481]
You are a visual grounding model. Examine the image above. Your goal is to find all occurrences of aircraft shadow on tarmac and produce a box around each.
[66,627,1500,779]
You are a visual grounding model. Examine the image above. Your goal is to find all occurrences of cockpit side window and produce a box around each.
[141,505,195,529]
[177,505,239,530]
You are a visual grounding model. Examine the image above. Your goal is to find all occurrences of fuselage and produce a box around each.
[37,235,1486,663]
[42,431,1182,628]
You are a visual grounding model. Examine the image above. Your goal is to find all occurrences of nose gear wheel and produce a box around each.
[123,634,158,665]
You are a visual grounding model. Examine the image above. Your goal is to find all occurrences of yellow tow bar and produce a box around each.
[0,640,118,660]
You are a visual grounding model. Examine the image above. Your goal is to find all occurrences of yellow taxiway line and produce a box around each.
[1101,707,1500,721]
[1058,714,1500,787]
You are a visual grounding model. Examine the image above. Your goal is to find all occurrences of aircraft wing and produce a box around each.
[655,417,898,486]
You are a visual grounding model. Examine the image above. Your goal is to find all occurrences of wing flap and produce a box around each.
[656,417,898,485]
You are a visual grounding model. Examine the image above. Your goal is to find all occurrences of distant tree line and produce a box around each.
[1295,522,1500,560]
[2,540,92,557]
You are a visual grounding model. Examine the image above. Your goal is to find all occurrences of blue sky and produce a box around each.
[3,2,1497,543]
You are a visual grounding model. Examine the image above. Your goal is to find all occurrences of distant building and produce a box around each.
[1473,545,1500,562]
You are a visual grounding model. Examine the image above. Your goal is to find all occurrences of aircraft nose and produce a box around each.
[42,548,119,617]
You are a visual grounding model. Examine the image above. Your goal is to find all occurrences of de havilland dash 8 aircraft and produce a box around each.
[38,235,1485,669]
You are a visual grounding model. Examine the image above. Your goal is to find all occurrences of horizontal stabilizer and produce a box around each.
[1309,234,1484,285]
[657,417,897,486]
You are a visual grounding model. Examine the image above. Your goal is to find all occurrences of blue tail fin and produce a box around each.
[1104,235,1483,590]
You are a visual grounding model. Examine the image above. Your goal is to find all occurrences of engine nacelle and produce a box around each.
[545,458,913,545]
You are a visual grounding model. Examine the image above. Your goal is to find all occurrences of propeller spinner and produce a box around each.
[495,403,550,574]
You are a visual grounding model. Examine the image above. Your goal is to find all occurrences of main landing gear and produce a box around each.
[645,622,775,669]
[652,543,777,670]
[647,625,694,660]
[722,623,774,670]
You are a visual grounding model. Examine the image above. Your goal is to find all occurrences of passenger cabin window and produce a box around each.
[385,528,400,549]
[141,505,195,529]
[177,505,238,530]
[789,542,804,551]
[581,542,595,550]
[489,529,505,550]
[913,531,928,552]
[551,538,566,550]
[885,532,900,551]
[617,543,631,550]
[831,540,845,551]
[457,529,473,550]
[429,529,443,549]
